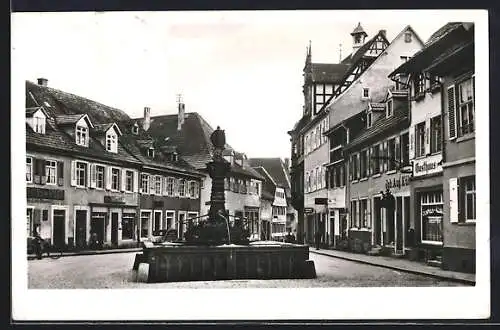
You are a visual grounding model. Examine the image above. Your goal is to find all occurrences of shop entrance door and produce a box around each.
[52,209,66,248]
[111,212,119,246]
[75,210,87,248]
[373,197,382,246]
[395,196,403,254]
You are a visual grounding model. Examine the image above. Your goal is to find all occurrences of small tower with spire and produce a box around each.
[351,22,368,53]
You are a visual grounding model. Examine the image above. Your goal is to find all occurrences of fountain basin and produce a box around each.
[133,241,316,283]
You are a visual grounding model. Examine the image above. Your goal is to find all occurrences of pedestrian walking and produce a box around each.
[33,229,43,260]
[315,231,322,250]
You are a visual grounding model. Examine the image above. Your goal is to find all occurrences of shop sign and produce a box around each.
[104,196,125,204]
[304,207,314,214]
[413,154,443,177]
[327,187,346,209]
[315,198,328,205]
[27,187,64,200]
[385,175,411,191]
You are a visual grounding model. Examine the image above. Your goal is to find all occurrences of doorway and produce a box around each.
[373,197,382,246]
[178,212,186,239]
[111,212,119,246]
[91,213,106,244]
[153,211,162,235]
[52,209,66,248]
[396,196,403,253]
[75,210,87,249]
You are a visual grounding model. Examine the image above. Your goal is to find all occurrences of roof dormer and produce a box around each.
[93,123,122,153]
[223,149,235,164]
[132,122,139,135]
[147,147,155,159]
[26,107,47,134]
[55,114,94,147]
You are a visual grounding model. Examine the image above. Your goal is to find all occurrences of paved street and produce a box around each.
[28,252,466,289]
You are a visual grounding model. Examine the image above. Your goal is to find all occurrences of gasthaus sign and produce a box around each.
[413,153,443,177]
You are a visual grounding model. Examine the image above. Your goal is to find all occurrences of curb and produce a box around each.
[310,250,475,285]
[27,248,142,260]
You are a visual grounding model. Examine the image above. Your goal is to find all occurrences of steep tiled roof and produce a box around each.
[345,104,409,151]
[389,22,473,76]
[253,167,276,201]
[310,63,350,83]
[93,123,114,135]
[55,114,86,126]
[26,80,130,124]
[248,158,290,190]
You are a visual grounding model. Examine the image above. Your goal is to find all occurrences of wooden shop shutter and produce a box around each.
[449,178,459,223]
[89,164,96,188]
[70,160,77,187]
[105,166,112,190]
[424,117,431,155]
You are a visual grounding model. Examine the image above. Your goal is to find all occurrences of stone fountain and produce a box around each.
[133,127,316,283]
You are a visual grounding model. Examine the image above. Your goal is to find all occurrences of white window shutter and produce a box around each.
[449,178,459,223]
[139,173,143,193]
[70,160,77,186]
[447,85,457,140]
[367,148,372,176]
[424,117,431,155]
[86,162,91,187]
[379,144,383,173]
[161,177,167,196]
[409,126,415,159]
[133,170,139,193]
[106,166,112,190]
[89,164,96,188]
[121,169,126,192]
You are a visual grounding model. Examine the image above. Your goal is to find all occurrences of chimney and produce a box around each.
[143,107,151,131]
[379,29,387,38]
[37,78,48,87]
[177,94,185,131]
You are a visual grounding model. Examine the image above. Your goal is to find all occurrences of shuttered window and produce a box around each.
[447,85,457,139]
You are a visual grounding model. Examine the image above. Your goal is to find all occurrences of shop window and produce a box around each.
[165,211,175,229]
[430,115,442,154]
[420,191,443,243]
[121,213,135,240]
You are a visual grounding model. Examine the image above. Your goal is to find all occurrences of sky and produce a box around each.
[13,10,468,159]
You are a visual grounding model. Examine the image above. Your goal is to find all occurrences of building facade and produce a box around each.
[391,22,476,272]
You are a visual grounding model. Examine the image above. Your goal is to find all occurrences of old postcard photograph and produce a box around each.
[11,9,490,321]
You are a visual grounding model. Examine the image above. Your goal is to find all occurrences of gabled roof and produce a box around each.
[368,103,386,111]
[248,158,290,190]
[26,80,130,124]
[389,22,473,77]
[252,167,276,201]
[310,63,350,83]
[93,123,123,136]
[26,107,46,117]
[345,103,409,151]
[55,113,94,128]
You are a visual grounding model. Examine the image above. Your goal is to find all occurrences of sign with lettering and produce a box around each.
[27,187,64,200]
[315,198,328,205]
[304,207,314,214]
[385,175,411,191]
[104,196,125,204]
[327,187,346,209]
[413,154,443,177]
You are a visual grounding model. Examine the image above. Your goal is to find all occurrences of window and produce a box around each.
[415,122,426,157]
[45,160,57,185]
[166,177,175,196]
[367,112,372,128]
[106,133,117,153]
[404,31,412,43]
[96,165,105,189]
[132,125,139,135]
[387,139,396,171]
[140,173,149,193]
[362,88,370,99]
[111,168,120,190]
[165,211,175,229]
[360,150,368,178]
[414,73,425,97]
[371,145,380,175]
[462,176,476,222]
[350,200,357,227]
[353,154,360,180]
[386,99,393,117]
[401,133,409,165]
[458,78,475,135]
[154,176,162,195]
[359,199,369,228]
[314,84,333,114]
[76,162,87,187]
[34,116,46,134]
[125,170,134,192]
[26,157,33,182]
[122,213,135,239]
[421,191,443,243]
[140,211,151,238]
[188,181,196,198]
[147,147,155,158]
[430,115,442,154]
[178,179,186,197]
[76,125,88,146]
